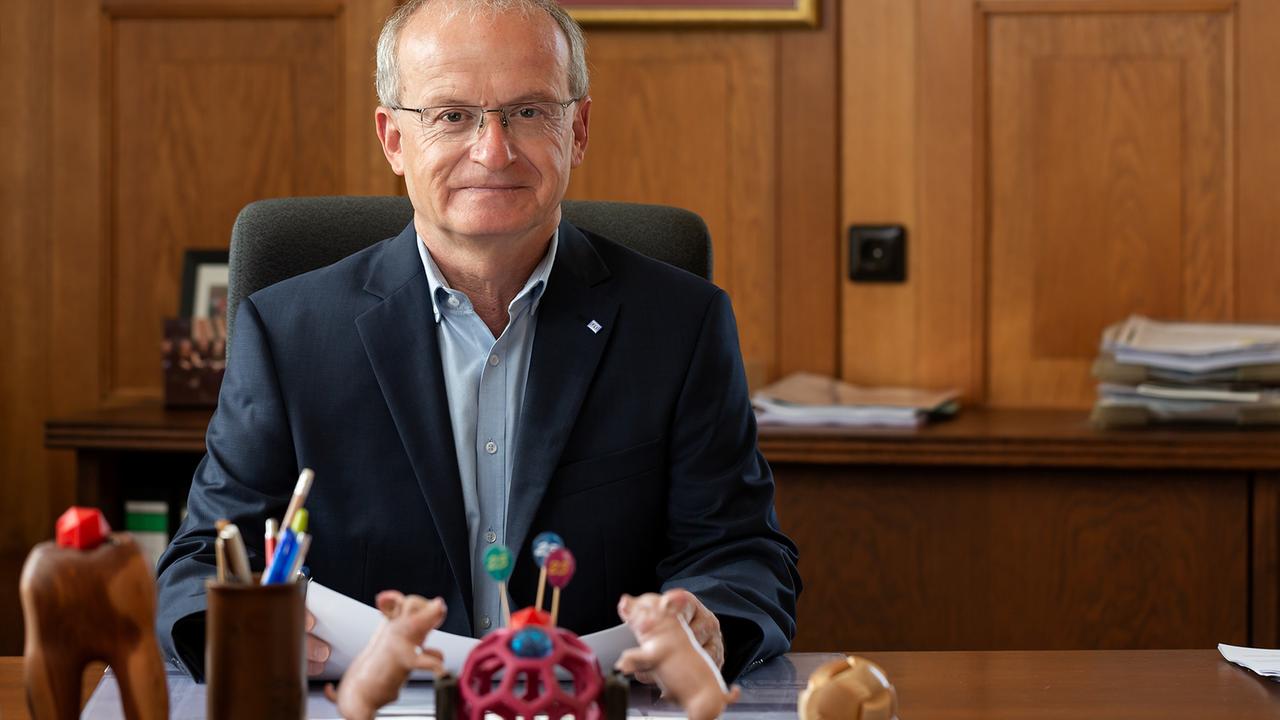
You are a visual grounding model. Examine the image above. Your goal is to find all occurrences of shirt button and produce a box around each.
[485,531,497,543]
[488,354,500,367]
[485,440,497,454]
[447,296,460,308]
[481,616,492,629]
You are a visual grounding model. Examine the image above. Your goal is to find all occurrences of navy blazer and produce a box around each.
[154,219,800,680]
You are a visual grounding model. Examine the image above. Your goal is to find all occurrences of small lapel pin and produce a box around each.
[587,320,602,334]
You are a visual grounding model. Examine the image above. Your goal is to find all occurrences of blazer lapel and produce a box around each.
[355,225,473,624]
[507,221,619,564]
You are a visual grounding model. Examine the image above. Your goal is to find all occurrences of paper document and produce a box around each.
[752,372,959,428]
[1101,316,1280,372]
[1218,643,1280,680]
[306,580,637,681]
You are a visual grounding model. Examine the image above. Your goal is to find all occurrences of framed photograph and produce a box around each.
[559,0,819,27]
[180,249,229,321]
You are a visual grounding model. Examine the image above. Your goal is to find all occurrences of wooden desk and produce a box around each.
[0,658,103,720]
[862,649,1280,719]
[3,651,1278,718]
[45,404,1280,654]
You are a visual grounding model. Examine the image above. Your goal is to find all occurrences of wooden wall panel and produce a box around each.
[838,0,1280,410]
[840,0,919,387]
[570,4,839,387]
[109,16,344,399]
[986,10,1231,408]
[0,0,57,656]
[568,34,779,383]
[0,0,394,655]
[1237,0,1280,322]
[775,463,1249,652]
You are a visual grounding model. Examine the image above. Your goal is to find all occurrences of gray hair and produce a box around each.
[375,0,589,107]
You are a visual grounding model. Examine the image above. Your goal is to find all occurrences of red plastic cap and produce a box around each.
[55,507,111,550]
[509,607,551,630]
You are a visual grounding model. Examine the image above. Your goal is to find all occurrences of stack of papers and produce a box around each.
[1219,643,1280,680]
[1091,316,1280,428]
[306,581,637,681]
[752,372,960,428]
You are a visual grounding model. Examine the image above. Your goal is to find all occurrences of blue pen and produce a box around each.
[262,527,298,585]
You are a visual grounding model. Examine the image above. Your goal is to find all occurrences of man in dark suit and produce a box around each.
[155,0,799,682]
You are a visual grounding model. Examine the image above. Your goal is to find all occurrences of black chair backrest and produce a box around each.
[226,196,712,344]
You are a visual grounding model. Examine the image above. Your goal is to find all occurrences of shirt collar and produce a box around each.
[417,230,559,324]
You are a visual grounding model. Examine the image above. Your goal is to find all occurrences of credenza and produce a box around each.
[47,404,1280,652]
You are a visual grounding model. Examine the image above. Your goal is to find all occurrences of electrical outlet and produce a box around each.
[848,225,906,282]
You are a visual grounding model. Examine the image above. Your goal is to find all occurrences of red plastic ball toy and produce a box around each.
[458,625,605,720]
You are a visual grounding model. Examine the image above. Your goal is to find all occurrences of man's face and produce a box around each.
[375,6,590,244]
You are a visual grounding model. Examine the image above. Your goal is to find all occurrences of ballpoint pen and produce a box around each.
[215,519,251,583]
[263,509,309,585]
[265,518,278,559]
[278,469,314,542]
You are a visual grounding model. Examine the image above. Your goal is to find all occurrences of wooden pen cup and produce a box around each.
[205,577,307,719]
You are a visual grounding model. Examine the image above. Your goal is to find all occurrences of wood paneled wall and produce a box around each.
[841,0,1280,408]
[0,0,839,653]
[0,0,401,654]
[567,7,839,386]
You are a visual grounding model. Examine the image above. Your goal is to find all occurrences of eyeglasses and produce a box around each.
[389,98,581,142]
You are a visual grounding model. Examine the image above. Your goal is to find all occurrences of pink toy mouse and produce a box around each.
[615,593,741,720]
[324,591,447,720]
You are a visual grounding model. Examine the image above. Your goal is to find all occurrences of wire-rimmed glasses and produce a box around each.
[389,97,581,142]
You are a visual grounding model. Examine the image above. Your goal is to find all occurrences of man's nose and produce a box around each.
[469,111,517,169]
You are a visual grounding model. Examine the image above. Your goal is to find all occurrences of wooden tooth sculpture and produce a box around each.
[20,508,168,720]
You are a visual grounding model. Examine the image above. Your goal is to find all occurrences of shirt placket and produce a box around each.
[474,322,508,635]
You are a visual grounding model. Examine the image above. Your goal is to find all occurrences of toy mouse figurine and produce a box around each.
[324,590,447,720]
[20,509,168,720]
[615,593,740,720]
[798,655,898,720]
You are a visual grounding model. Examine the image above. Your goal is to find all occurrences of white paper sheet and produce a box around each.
[306,580,637,681]
[1219,643,1280,680]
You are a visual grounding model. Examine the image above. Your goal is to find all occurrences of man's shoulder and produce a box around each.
[248,234,401,315]
[575,227,720,304]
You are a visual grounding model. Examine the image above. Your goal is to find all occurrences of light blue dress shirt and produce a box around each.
[416,232,558,636]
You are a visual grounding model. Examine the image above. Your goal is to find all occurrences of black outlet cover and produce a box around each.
[848,224,906,282]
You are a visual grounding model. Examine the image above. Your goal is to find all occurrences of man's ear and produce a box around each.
[375,107,407,176]
[570,96,590,168]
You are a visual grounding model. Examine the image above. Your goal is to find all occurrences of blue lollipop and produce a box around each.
[531,531,564,611]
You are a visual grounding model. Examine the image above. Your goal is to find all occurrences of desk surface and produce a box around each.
[5,650,1279,719]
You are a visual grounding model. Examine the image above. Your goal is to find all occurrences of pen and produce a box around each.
[263,509,309,585]
[287,533,312,581]
[262,528,298,585]
[278,468,314,541]
[215,536,228,583]
[265,518,278,559]
[215,520,252,583]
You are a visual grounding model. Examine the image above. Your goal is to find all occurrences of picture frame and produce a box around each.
[180,249,230,320]
[559,0,819,27]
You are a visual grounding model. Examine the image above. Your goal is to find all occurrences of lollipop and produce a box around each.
[531,531,563,611]
[484,544,514,627]
[545,546,576,626]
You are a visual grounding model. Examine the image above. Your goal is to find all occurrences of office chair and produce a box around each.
[226,196,712,345]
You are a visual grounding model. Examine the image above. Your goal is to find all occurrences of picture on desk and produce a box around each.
[162,317,226,408]
[179,249,229,321]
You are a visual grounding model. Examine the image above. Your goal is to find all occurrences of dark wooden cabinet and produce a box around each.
[46,405,1280,652]
[763,413,1280,653]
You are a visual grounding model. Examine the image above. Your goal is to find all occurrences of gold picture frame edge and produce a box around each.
[566,0,820,28]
